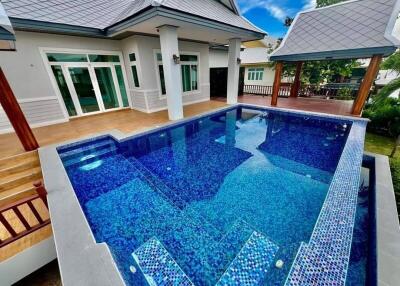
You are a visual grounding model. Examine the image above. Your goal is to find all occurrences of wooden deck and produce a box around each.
[216,95,355,117]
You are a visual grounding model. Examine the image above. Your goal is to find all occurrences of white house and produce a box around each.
[0,0,264,133]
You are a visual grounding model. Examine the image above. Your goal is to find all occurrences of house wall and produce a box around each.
[243,64,276,86]
[121,35,210,113]
[0,31,123,133]
[209,49,229,68]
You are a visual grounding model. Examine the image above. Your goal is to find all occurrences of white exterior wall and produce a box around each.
[0,31,123,133]
[244,65,276,86]
[121,35,210,113]
[209,49,228,68]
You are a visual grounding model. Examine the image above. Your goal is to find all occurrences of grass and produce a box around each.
[364,133,400,213]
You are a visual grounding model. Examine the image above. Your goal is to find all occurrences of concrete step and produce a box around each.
[0,151,38,170]
[132,237,194,286]
[216,231,279,285]
[0,158,40,177]
[0,167,42,192]
[0,181,37,208]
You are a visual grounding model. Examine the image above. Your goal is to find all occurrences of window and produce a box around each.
[248,68,264,81]
[156,53,166,95]
[88,54,120,62]
[180,55,198,92]
[156,52,199,96]
[129,53,140,88]
[47,53,87,62]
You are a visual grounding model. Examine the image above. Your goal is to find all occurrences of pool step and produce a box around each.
[59,139,116,161]
[216,231,279,285]
[62,145,118,168]
[132,237,194,286]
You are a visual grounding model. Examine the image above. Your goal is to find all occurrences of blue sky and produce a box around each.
[237,0,317,38]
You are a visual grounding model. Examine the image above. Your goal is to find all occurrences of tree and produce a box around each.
[284,17,294,27]
[316,0,348,7]
[367,51,400,157]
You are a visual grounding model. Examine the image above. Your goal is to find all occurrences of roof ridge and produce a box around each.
[300,0,373,14]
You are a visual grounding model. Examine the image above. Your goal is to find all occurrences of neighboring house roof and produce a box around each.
[375,69,400,85]
[243,36,278,48]
[271,0,400,61]
[1,0,263,37]
[241,47,270,64]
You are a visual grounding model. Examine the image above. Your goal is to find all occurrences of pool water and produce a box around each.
[58,107,353,285]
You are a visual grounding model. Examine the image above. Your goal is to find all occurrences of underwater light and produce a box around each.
[79,155,103,171]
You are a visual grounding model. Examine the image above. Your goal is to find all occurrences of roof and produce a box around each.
[1,0,263,36]
[0,2,14,41]
[243,36,278,48]
[271,0,400,61]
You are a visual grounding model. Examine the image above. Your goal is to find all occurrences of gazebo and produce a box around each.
[269,0,400,116]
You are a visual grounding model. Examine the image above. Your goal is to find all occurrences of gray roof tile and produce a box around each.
[272,0,399,60]
[1,0,262,33]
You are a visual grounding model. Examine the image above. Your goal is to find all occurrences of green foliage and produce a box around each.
[316,0,348,7]
[282,59,360,85]
[363,97,400,138]
[336,87,353,100]
[390,158,400,200]
[373,77,400,106]
[381,50,400,73]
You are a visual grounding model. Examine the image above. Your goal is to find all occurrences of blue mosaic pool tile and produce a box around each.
[285,121,367,286]
[216,231,279,285]
[59,138,116,160]
[57,135,114,152]
[133,237,194,286]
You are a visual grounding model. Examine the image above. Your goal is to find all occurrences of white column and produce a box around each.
[227,38,241,104]
[159,25,183,120]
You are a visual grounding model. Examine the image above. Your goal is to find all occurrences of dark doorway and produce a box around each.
[210,68,227,98]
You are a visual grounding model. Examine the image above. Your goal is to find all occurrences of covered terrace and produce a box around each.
[268,0,400,116]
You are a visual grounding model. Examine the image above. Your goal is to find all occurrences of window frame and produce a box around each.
[248,67,264,82]
[154,50,201,99]
[128,52,141,89]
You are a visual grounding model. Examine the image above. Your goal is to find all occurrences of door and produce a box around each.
[67,66,101,114]
[210,68,228,98]
[93,66,120,110]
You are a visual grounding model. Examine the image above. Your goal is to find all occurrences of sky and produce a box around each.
[236,0,317,38]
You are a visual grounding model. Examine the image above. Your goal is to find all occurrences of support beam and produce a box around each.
[271,62,283,106]
[159,25,183,120]
[290,61,303,98]
[227,38,241,104]
[0,68,39,151]
[352,55,383,116]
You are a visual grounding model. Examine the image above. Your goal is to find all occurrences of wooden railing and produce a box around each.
[243,84,291,97]
[299,83,360,99]
[243,83,360,99]
[0,181,49,248]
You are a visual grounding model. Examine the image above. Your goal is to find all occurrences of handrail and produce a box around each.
[0,181,50,248]
[243,84,291,97]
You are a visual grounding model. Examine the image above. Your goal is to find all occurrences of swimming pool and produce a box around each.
[56,106,369,285]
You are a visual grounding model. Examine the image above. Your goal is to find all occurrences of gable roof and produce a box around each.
[271,0,400,61]
[1,0,262,36]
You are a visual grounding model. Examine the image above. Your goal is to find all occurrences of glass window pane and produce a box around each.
[190,65,198,90]
[51,66,77,116]
[248,72,251,80]
[89,54,120,62]
[259,71,264,80]
[68,67,100,113]
[47,53,87,62]
[94,67,119,109]
[181,65,191,92]
[159,65,166,95]
[129,53,136,62]
[115,65,129,107]
[180,55,198,62]
[131,65,140,88]
[156,53,163,61]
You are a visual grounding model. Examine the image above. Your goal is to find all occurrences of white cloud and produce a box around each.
[237,0,292,22]
[302,0,317,10]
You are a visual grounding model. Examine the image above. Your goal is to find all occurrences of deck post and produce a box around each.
[352,55,383,116]
[0,68,39,151]
[290,61,303,98]
[271,61,283,106]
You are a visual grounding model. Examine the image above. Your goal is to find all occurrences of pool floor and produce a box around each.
[59,108,352,285]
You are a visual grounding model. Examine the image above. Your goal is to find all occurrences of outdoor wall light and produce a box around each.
[237,57,242,64]
[173,54,180,64]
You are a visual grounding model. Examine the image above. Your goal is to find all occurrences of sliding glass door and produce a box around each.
[68,67,100,114]
[47,51,130,117]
